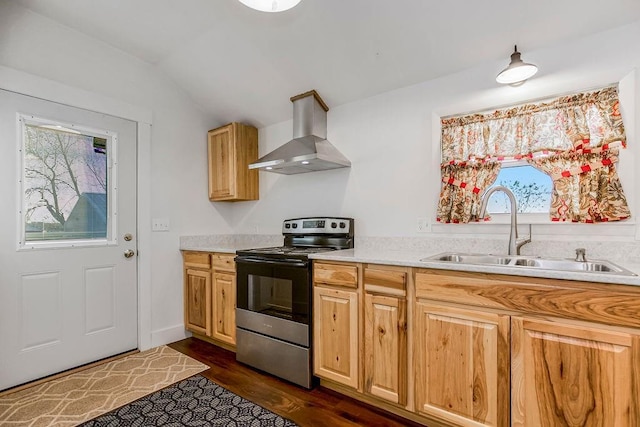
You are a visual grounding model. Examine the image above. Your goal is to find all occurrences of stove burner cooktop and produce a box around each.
[236,217,354,261]
[237,246,336,257]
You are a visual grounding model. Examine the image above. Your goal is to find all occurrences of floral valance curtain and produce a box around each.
[437,86,630,223]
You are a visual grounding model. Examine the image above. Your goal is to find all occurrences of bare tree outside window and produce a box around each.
[23,123,108,241]
[495,179,550,213]
[486,165,552,214]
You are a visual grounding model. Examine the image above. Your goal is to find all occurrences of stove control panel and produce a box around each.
[283,217,352,235]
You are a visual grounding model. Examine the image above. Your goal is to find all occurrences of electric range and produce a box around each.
[235,217,354,388]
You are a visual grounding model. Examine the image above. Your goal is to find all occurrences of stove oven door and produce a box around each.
[235,257,310,346]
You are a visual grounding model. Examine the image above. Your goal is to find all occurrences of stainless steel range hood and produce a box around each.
[249,90,351,175]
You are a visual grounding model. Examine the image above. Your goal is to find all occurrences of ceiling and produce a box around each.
[15,0,640,127]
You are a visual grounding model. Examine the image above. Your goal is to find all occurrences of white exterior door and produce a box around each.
[0,89,138,391]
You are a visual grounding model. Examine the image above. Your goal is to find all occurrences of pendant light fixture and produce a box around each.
[237,0,301,12]
[496,45,538,86]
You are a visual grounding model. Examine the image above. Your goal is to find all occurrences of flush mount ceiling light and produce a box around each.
[496,45,538,86]
[238,0,301,12]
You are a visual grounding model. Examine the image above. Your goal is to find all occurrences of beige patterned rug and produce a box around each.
[0,345,208,427]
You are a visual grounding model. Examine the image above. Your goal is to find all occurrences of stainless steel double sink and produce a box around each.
[421,252,637,276]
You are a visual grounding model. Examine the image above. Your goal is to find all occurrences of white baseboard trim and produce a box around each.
[150,324,190,348]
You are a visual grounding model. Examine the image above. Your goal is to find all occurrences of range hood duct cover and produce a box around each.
[249,90,351,174]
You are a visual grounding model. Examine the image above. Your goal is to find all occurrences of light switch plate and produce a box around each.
[152,218,170,231]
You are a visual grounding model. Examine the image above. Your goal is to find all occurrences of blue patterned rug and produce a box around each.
[81,375,298,426]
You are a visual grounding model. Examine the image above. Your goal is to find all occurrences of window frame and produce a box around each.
[433,72,636,234]
[17,114,119,251]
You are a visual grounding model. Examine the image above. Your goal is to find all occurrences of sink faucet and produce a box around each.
[479,186,531,255]
[575,248,587,262]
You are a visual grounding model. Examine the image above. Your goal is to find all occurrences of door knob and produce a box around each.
[124,249,135,258]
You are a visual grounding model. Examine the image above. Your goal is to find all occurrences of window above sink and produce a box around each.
[485,161,552,215]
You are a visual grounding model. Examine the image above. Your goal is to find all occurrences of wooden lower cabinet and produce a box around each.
[313,285,359,389]
[212,271,236,345]
[310,264,640,427]
[511,316,640,427]
[414,301,510,427]
[183,251,236,348]
[184,268,211,336]
[364,292,407,405]
[362,265,408,407]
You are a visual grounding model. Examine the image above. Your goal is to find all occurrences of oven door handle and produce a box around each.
[235,257,308,268]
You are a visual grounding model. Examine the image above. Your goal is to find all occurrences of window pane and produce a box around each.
[24,123,108,242]
[486,165,552,214]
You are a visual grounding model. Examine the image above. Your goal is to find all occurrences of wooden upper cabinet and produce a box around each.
[207,122,259,202]
[512,317,640,427]
[415,301,510,427]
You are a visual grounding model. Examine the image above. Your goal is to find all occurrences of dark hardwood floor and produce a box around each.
[169,338,426,427]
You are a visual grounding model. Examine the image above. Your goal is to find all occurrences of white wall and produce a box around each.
[0,2,234,345]
[1,1,638,348]
[234,21,640,244]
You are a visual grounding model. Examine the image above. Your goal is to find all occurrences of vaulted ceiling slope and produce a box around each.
[15,0,640,126]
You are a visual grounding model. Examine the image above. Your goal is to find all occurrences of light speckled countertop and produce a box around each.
[179,234,640,286]
[309,248,640,287]
[180,244,248,254]
[179,234,282,254]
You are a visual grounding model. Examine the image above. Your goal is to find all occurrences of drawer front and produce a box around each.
[364,266,407,296]
[183,251,211,269]
[211,253,236,271]
[314,263,358,288]
[415,269,640,328]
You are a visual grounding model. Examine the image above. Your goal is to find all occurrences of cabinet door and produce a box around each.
[364,293,406,405]
[184,268,211,336]
[208,125,235,200]
[415,301,510,427]
[512,317,640,427]
[313,286,359,388]
[212,271,236,345]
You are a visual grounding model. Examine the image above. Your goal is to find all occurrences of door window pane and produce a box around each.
[22,118,111,243]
